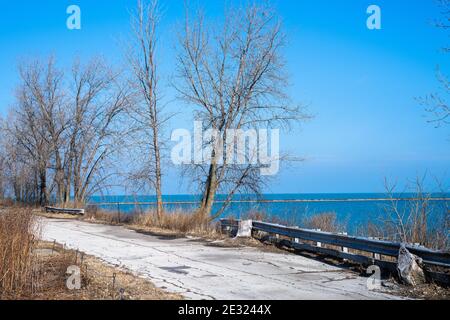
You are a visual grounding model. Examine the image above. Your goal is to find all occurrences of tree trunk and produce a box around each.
[153,127,163,221]
[64,158,73,205]
[200,160,218,221]
[39,169,47,206]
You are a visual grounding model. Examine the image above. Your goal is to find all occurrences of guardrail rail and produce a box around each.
[45,206,85,216]
[220,219,450,286]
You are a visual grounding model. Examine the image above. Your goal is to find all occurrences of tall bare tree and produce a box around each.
[18,57,68,203]
[418,0,449,128]
[126,0,168,220]
[10,60,59,205]
[67,58,131,205]
[1,109,42,203]
[175,2,308,220]
[0,129,5,199]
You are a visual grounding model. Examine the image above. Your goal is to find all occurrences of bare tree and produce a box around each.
[0,119,7,200]
[0,56,130,207]
[0,132,5,199]
[11,61,57,206]
[381,176,449,250]
[434,0,450,53]
[17,57,68,204]
[125,0,168,220]
[175,2,308,220]
[1,112,41,203]
[418,0,449,128]
[67,58,131,205]
[418,68,449,128]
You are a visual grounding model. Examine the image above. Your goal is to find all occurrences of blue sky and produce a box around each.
[0,0,448,194]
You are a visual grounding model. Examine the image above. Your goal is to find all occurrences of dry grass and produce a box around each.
[377,178,450,251]
[356,201,449,251]
[131,210,220,237]
[240,211,289,225]
[0,198,15,208]
[29,242,182,300]
[0,206,181,300]
[301,212,345,233]
[84,207,134,225]
[0,208,39,298]
[82,206,221,238]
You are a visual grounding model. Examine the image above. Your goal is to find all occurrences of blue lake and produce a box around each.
[89,193,449,234]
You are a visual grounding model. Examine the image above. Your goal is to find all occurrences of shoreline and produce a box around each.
[89,197,450,207]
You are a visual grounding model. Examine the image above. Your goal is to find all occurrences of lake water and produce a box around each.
[89,193,449,234]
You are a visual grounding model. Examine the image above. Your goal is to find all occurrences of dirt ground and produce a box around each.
[395,283,450,300]
[22,241,183,300]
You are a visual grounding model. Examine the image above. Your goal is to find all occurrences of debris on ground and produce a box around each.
[397,244,426,286]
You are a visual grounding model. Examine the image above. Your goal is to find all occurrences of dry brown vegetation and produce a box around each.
[355,179,450,251]
[301,212,345,233]
[0,207,182,300]
[0,208,38,298]
[240,211,292,225]
[30,242,182,300]
[132,210,214,234]
[239,211,346,235]
[0,198,15,208]
[83,207,221,237]
[83,207,134,225]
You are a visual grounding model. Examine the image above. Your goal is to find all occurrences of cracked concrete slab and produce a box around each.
[40,218,402,300]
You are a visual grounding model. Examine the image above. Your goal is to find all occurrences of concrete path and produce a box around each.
[41,219,400,300]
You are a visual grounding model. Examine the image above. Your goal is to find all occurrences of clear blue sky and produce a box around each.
[0,0,448,194]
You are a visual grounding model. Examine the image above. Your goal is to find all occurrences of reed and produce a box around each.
[0,208,39,298]
[301,212,345,233]
[132,210,215,235]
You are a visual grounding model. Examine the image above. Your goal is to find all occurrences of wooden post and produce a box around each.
[112,273,116,290]
[112,273,117,299]
[117,203,121,223]
[119,288,125,300]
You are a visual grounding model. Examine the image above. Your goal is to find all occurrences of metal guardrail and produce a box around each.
[220,219,450,270]
[45,206,85,216]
